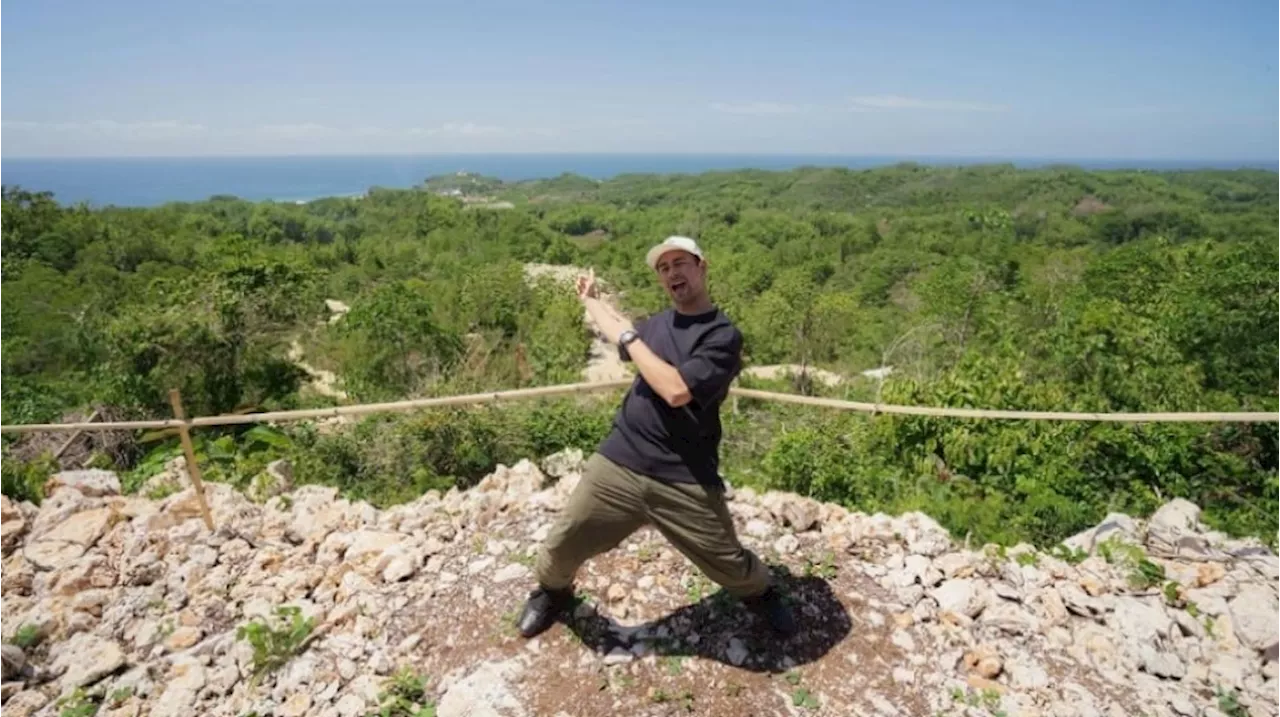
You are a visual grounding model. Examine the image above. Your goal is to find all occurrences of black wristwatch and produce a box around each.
[617,329,639,361]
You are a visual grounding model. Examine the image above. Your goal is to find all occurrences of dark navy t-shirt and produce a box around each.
[597,307,743,487]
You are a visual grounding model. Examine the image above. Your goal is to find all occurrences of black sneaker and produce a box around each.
[516,585,575,638]
[742,586,798,638]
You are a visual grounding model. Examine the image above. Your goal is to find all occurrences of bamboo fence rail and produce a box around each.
[3,380,1274,436]
[3,379,1274,530]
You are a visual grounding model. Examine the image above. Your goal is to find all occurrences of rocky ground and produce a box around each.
[1,451,1277,717]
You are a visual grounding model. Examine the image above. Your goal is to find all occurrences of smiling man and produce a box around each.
[514,236,797,640]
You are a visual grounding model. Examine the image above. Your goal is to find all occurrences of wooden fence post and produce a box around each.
[53,408,101,462]
[167,389,216,531]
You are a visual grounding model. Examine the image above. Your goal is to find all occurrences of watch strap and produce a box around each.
[617,330,638,361]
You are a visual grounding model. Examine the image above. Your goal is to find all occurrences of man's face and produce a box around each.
[654,250,706,304]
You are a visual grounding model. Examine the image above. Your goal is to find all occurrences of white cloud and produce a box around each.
[848,95,1008,112]
[256,123,338,139]
[432,122,508,136]
[4,119,207,136]
[407,122,553,138]
[707,96,1008,117]
[709,101,809,116]
[410,122,515,137]
[101,121,208,138]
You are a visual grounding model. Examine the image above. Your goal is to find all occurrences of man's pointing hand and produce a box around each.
[576,269,632,344]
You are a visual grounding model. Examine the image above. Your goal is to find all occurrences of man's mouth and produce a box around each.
[669,280,687,292]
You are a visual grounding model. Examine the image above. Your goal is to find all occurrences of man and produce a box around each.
[515,235,797,639]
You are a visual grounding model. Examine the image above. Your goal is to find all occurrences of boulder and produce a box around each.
[932,579,987,619]
[981,600,1040,636]
[896,554,932,587]
[1066,512,1139,555]
[277,693,313,717]
[2,690,49,717]
[476,460,546,505]
[49,632,126,690]
[1006,656,1051,690]
[49,555,118,595]
[23,540,88,571]
[1139,644,1187,680]
[41,506,115,549]
[961,646,1003,679]
[1093,513,1138,545]
[1033,585,1071,628]
[335,694,368,717]
[1228,583,1280,651]
[1057,582,1107,620]
[44,469,122,498]
[29,489,99,539]
[1,645,25,680]
[436,660,528,717]
[1109,600,1176,648]
[2,554,35,595]
[541,448,585,480]
[164,626,203,651]
[761,492,821,532]
[284,486,346,543]
[933,552,977,579]
[150,660,205,716]
[1,496,27,554]
[1149,499,1202,534]
[344,530,407,563]
[899,512,953,557]
[382,553,421,583]
[744,519,771,538]
[1146,499,1217,559]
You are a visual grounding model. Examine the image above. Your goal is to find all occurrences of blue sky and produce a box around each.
[3,0,1276,158]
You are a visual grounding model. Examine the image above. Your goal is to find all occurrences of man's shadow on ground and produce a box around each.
[560,566,850,673]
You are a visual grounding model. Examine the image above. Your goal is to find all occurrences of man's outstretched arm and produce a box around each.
[628,327,742,410]
[581,295,692,407]
[626,338,693,407]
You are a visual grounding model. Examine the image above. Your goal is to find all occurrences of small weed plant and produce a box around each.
[235,605,315,685]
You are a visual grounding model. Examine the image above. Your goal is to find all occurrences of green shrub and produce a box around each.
[283,398,617,507]
[4,168,1276,551]
[524,398,615,457]
[0,452,56,505]
[749,355,1278,548]
[11,623,43,649]
[235,605,314,685]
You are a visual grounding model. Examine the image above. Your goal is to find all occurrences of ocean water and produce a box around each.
[1,154,1274,208]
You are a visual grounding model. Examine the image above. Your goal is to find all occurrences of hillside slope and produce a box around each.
[1,454,1276,717]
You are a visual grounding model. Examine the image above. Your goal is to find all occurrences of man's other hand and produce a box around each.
[576,269,632,344]
[576,269,600,300]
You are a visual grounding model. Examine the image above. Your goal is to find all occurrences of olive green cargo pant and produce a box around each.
[535,452,771,598]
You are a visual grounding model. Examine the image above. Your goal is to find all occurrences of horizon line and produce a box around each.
[3,151,1275,168]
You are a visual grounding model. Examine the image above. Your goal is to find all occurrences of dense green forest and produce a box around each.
[3,163,1277,548]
